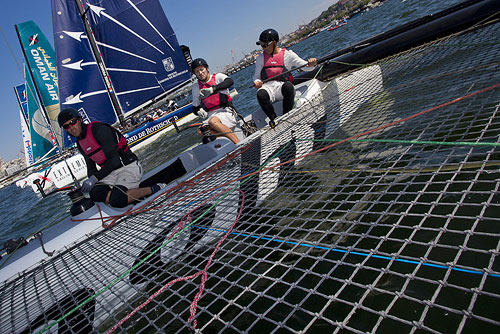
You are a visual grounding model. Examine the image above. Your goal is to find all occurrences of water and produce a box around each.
[0,0,464,246]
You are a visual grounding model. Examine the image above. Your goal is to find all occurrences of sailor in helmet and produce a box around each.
[191,58,240,144]
[253,29,317,127]
[58,108,164,208]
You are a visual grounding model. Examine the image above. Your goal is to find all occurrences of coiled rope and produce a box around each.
[105,188,245,333]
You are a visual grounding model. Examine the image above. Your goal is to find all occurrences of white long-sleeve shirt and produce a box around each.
[192,72,231,107]
[253,49,315,83]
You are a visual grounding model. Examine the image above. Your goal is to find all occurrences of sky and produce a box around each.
[0,0,333,162]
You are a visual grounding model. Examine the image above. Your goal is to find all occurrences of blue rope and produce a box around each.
[194,225,500,278]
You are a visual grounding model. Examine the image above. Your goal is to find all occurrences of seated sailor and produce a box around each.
[191,58,240,144]
[253,28,317,127]
[58,108,164,208]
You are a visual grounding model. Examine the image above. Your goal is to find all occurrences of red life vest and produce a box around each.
[78,122,130,167]
[198,73,232,111]
[261,48,293,82]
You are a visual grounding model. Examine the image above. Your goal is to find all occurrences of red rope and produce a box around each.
[38,175,53,182]
[222,82,500,183]
[55,186,72,191]
[69,145,250,226]
[105,188,245,333]
[71,83,500,229]
[81,83,500,332]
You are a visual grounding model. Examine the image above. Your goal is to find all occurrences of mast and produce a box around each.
[74,0,125,127]
[14,25,60,148]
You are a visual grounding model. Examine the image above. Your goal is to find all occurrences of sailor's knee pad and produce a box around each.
[281,81,295,97]
[90,184,111,203]
[257,89,276,120]
[108,185,129,208]
[282,82,296,113]
[257,89,271,103]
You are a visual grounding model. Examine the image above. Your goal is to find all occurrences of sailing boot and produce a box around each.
[201,125,216,144]
[257,89,277,129]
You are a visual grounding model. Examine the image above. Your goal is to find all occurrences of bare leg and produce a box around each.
[105,191,112,204]
[127,187,153,204]
[208,117,240,144]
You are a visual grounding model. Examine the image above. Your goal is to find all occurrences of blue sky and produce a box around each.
[0,0,333,162]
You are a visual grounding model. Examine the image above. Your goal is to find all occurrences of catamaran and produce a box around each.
[1,0,499,332]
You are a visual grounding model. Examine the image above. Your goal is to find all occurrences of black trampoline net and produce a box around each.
[1,16,500,334]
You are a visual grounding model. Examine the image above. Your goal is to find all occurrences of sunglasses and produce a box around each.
[63,118,79,129]
[259,41,273,48]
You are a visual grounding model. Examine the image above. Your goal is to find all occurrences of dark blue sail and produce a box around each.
[85,0,191,116]
[52,0,192,148]
[52,0,117,146]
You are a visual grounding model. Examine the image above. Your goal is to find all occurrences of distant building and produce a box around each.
[5,165,22,176]
[1,158,25,177]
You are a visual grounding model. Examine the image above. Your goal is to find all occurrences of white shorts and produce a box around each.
[99,160,143,189]
[204,107,238,129]
[258,81,285,103]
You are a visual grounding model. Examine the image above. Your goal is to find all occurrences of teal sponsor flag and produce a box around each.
[16,20,63,147]
[25,65,56,163]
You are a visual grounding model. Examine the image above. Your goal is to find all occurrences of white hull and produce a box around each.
[17,154,88,194]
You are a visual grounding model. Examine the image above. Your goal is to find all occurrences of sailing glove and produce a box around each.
[81,175,98,193]
[199,87,215,99]
[197,108,208,119]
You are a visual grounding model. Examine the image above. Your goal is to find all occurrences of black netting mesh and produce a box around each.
[1,17,500,334]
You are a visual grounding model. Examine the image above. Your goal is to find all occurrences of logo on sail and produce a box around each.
[29,34,39,46]
[162,57,175,72]
[77,107,90,124]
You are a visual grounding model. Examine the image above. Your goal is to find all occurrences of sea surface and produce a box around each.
[0,0,465,247]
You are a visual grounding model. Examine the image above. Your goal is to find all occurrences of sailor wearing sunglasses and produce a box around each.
[58,108,164,208]
[253,28,317,128]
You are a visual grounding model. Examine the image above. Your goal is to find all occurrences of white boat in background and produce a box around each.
[320,24,333,32]
[32,154,87,192]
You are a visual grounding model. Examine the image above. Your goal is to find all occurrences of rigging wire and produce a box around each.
[37,79,500,332]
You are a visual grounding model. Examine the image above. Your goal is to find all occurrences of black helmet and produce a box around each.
[191,58,208,73]
[58,107,81,127]
[256,29,279,45]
